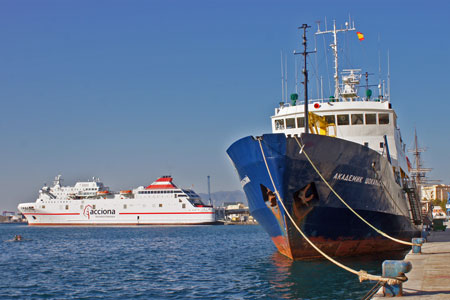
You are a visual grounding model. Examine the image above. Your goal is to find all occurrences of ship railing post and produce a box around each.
[412,238,426,254]
[382,260,412,297]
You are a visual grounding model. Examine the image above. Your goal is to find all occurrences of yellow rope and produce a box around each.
[293,135,416,247]
[257,138,403,284]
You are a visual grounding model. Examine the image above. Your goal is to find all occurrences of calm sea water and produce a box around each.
[0,224,397,299]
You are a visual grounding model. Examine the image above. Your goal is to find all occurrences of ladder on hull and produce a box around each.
[402,179,422,225]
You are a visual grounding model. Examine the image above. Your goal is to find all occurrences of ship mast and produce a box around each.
[207,175,212,206]
[294,24,315,134]
[316,20,356,100]
[409,128,432,186]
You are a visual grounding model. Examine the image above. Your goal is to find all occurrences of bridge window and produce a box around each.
[337,114,349,125]
[351,114,364,125]
[324,115,335,124]
[379,113,390,124]
[297,117,305,128]
[365,114,377,124]
[274,119,285,130]
[286,118,295,129]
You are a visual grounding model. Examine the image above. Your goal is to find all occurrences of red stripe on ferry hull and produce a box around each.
[27,221,222,226]
[23,213,80,216]
[119,212,214,215]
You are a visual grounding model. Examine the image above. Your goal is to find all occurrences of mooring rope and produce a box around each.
[257,138,405,285]
[292,136,417,247]
[361,281,384,300]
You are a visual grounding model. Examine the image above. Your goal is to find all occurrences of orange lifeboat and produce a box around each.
[120,190,132,195]
[97,190,110,195]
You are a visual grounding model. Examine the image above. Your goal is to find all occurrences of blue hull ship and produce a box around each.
[227,20,422,260]
[227,133,421,259]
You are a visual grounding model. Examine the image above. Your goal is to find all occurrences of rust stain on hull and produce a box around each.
[287,237,410,260]
[271,235,293,260]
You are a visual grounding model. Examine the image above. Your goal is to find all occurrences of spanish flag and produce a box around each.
[356,31,364,41]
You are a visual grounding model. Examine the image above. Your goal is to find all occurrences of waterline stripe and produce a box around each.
[119,212,214,215]
[23,213,80,216]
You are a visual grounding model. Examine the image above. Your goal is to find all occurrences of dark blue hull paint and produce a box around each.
[227,133,420,259]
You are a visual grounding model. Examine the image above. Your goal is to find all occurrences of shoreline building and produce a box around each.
[422,184,450,202]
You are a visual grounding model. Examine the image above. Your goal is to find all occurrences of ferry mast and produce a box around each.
[316,20,356,99]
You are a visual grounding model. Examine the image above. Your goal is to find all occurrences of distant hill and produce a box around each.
[198,190,247,207]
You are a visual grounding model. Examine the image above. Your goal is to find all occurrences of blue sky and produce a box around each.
[1,0,449,211]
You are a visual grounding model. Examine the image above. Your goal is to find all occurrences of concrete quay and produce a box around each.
[373,225,450,299]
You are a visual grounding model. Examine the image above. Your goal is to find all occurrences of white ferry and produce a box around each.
[18,175,216,225]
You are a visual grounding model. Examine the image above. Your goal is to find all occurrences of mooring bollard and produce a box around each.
[382,260,412,297]
[412,238,426,254]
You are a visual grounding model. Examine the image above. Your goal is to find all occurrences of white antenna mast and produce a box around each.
[387,49,391,101]
[378,33,381,99]
[320,76,323,100]
[285,55,288,102]
[295,55,298,93]
[280,51,284,103]
[316,18,356,100]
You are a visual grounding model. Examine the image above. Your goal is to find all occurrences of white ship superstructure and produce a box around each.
[272,21,410,183]
[18,175,216,225]
[272,96,409,176]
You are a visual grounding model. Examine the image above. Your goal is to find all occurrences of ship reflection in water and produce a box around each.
[265,251,408,299]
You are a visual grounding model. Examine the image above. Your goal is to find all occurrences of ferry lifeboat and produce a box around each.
[97,190,110,195]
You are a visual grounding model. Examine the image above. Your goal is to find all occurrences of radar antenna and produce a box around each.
[53,175,63,187]
[316,19,356,100]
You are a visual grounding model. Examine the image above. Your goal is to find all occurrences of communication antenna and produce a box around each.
[295,55,298,93]
[281,51,284,103]
[378,33,382,99]
[358,72,376,100]
[387,50,391,101]
[316,18,356,100]
[320,76,323,100]
[285,55,288,103]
